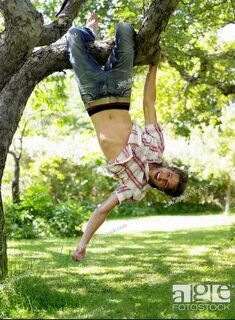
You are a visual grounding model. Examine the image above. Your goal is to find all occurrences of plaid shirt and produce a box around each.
[106,121,165,203]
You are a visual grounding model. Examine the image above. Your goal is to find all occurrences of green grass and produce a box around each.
[0,226,234,319]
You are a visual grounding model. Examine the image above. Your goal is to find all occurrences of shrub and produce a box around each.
[47,202,88,237]
[4,184,89,239]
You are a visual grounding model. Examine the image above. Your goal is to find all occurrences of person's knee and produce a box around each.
[67,27,84,49]
[116,23,134,35]
[67,26,83,37]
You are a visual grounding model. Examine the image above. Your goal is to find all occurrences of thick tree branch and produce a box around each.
[38,0,84,46]
[0,0,182,176]
[135,0,180,65]
[89,0,180,65]
[0,0,43,91]
[0,0,40,25]
[0,0,182,125]
[0,37,69,142]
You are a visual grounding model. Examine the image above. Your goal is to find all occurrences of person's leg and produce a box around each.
[67,26,104,104]
[67,26,99,71]
[105,23,136,97]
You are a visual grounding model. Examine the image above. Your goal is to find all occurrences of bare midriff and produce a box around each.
[91,109,132,161]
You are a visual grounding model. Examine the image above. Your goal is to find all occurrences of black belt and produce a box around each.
[87,102,130,116]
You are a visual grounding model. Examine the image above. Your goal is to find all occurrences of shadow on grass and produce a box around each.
[3,226,234,319]
[14,275,79,309]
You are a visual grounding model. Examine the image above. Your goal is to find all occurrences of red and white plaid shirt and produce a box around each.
[106,121,165,203]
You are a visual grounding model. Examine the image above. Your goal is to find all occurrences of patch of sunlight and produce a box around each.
[110,265,141,273]
[77,288,92,295]
[77,264,140,275]
[8,250,51,262]
[94,273,127,280]
[138,253,164,259]
[144,274,169,286]
[72,266,105,275]
[11,310,32,319]
[218,259,235,267]
[184,265,212,273]
[188,246,210,256]
[98,214,235,234]
[102,243,146,249]
[142,235,172,243]
[89,247,115,253]
[163,255,193,264]
[56,309,87,319]
[224,247,235,254]
[91,276,138,289]
[8,249,28,255]
[170,269,185,275]
[134,239,164,246]
[108,298,122,304]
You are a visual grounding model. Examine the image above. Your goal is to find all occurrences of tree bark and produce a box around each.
[8,151,21,204]
[0,0,179,279]
[0,0,44,91]
[224,175,232,215]
[135,0,180,65]
[0,163,8,279]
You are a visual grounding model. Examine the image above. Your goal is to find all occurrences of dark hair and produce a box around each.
[148,166,188,198]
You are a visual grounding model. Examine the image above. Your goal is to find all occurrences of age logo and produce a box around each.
[172,284,232,311]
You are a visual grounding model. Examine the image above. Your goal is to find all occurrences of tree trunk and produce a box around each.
[0,159,8,279]
[0,196,7,279]
[224,175,232,215]
[9,152,21,204]
[12,158,20,204]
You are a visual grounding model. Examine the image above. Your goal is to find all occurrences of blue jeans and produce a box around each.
[67,23,135,105]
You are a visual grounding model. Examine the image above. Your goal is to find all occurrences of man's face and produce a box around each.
[148,166,180,191]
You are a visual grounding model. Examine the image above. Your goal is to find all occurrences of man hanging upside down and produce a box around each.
[67,13,188,262]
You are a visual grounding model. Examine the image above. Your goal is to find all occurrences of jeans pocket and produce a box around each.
[120,87,132,97]
[80,91,96,104]
[118,74,133,97]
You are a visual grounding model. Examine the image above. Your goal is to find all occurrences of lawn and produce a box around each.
[0,225,234,319]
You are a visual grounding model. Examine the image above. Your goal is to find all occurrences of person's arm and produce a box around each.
[72,193,119,262]
[143,65,158,126]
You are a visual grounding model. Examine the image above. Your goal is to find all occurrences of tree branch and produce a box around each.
[135,0,180,65]
[38,0,84,46]
[0,0,43,91]
[0,0,182,166]
[39,0,179,67]
[0,0,40,25]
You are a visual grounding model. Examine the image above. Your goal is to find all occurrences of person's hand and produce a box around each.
[148,65,157,71]
[159,51,166,63]
[72,245,86,262]
[150,51,165,69]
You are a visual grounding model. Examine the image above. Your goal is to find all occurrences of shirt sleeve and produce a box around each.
[115,185,134,203]
[145,123,165,151]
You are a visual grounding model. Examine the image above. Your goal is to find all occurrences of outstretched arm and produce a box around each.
[143,65,158,126]
[72,193,119,261]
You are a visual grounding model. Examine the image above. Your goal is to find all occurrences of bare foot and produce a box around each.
[72,246,86,262]
[86,12,99,35]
